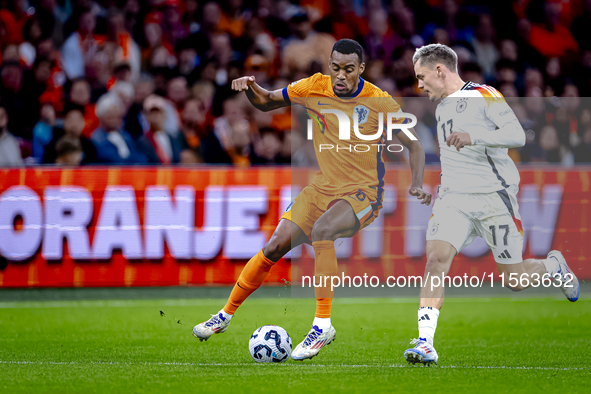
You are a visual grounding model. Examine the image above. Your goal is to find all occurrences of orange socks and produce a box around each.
[313,240,338,318]
[223,249,276,315]
[223,242,338,319]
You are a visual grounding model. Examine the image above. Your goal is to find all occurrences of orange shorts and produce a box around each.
[280,184,381,240]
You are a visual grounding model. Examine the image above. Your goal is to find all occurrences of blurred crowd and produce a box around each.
[0,0,590,167]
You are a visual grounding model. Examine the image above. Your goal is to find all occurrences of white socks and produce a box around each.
[418,306,439,344]
[313,317,331,331]
[542,257,560,277]
[219,309,233,321]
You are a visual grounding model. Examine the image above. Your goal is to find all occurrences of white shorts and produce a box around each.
[426,186,524,264]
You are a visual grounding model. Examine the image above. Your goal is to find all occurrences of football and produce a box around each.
[248,325,292,363]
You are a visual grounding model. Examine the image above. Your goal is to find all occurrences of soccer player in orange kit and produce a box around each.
[192,39,432,360]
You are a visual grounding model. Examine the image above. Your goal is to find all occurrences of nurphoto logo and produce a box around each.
[305,107,417,153]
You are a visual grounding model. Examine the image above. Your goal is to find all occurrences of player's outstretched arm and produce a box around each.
[398,127,432,205]
[231,76,289,112]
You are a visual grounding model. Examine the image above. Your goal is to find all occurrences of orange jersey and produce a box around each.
[282,73,405,203]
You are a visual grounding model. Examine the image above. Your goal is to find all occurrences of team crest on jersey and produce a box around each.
[456,99,467,113]
[353,105,369,125]
[430,223,439,235]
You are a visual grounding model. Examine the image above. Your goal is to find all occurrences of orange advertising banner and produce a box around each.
[0,166,589,288]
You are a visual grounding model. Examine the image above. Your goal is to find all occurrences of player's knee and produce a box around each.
[425,251,451,274]
[262,237,289,262]
[310,222,334,242]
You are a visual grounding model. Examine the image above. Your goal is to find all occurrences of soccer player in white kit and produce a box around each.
[403,44,580,365]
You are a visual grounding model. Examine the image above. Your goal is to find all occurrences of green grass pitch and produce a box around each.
[0,290,590,393]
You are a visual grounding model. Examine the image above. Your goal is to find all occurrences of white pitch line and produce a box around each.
[0,361,586,371]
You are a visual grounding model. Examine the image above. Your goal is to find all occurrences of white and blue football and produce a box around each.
[248,325,292,363]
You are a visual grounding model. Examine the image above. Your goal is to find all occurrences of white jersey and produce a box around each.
[435,81,525,194]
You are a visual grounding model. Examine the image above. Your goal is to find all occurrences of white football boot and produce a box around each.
[547,250,580,302]
[404,338,438,365]
[291,325,336,360]
[192,313,231,342]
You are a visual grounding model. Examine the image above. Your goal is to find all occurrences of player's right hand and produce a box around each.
[232,76,256,92]
[409,187,432,205]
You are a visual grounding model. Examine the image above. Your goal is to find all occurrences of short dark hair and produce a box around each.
[55,136,82,158]
[331,39,363,63]
[63,102,85,117]
[461,62,482,74]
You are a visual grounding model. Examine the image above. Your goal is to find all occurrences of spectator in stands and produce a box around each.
[163,1,188,46]
[32,102,56,163]
[175,38,200,85]
[167,77,188,110]
[471,14,498,82]
[252,127,283,164]
[179,99,206,164]
[43,103,97,165]
[165,76,188,135]
[54,136,83,166]
[571,0,591,51]
[143,11,177,70]
[21,57,52,118]
[218,0,249,39]
[136,94,181,164]
[209,97,251,165]
[574,127,591,163]
[244,17,278,67]
[499,82,519,98]
[539,124,562,163]
[281,9,336,79]
[125,73,155,139]
[460,62,485,85]
[0,0,588,168]
[110,81,135,116]
[69,78,99,139]
[0,61,27,138]
[528,0,578,60]
[0,104,23,166]
[495,59,518,87]
[392,6,424,49]
[243,54,271,88]
[364,9,399,68]
[106,7,141,82]
[111,62,132,85]
[61,7,100,80]
[545,57,565,96]
[524,68,545,92]
[499,39,520,65]
[91,93,146,164]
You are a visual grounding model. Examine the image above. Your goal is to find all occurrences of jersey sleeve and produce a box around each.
[485,97,520,129]
[475,86,517,128]
[282,74,318,105]
[468,86,525,148]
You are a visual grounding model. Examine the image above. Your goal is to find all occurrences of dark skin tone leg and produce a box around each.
[262,199,360,262]
[310,200,359,242]
[262,219,310,262]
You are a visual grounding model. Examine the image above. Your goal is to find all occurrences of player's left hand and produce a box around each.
[446,131,472,151]
[409,187,432,205]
